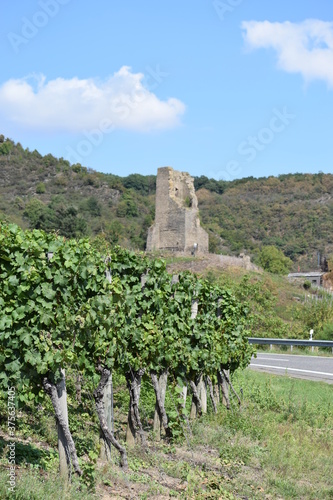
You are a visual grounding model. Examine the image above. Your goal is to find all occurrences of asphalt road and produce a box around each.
[249,353,333,384]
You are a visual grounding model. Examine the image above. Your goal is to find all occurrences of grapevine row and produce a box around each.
[0,224,254,479]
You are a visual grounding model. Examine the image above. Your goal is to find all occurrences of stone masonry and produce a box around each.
[147,167,209,253]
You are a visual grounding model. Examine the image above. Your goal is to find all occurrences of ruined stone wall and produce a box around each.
[147,167,209,253]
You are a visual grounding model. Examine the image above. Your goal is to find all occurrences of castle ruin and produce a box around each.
[147,167,209,253]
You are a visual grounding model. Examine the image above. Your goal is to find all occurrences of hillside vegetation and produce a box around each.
[164,254,333,341]
[0,136,156,250]
[1,135,333,269]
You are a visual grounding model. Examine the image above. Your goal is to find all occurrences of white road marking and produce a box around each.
[250,363,333,377]
[256,357,289,362]
[256,353,332,359]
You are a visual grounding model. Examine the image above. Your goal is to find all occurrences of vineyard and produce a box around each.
[0,223,254,488]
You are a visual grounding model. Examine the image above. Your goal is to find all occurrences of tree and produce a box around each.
[24,199,87,238]
[122,174,156,194]
[0,141,13,155]
[23,198,50,228]
[116,193,138,218]
[84,197,102,217]
[258,245,293,275]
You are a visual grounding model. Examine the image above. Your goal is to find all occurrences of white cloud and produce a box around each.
[242,19,333,87]
[0,66,186,132]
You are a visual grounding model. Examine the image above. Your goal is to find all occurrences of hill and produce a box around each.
[195,174,333,270]
[0,136,156,250]
[1,135,332,269]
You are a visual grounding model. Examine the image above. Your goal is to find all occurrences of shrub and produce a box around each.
[36,182,46,194]
[258,246,293,275]
[303,280,311,290]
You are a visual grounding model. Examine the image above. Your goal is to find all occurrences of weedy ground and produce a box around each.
[0,369,332,499]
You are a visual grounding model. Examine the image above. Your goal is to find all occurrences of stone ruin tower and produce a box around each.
[147,167,209,253]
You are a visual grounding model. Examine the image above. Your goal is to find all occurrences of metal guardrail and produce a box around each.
[248,338,333,348]
[248,337,333,349]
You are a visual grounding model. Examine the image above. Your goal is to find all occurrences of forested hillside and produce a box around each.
[195,173,333,269]
[1,135,332,269]
[0,136,156,250]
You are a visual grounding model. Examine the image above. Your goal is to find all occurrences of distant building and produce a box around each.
[147,167,209,253]
[288,272,324,287]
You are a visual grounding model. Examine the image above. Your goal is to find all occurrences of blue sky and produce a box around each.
[1,0,333,180]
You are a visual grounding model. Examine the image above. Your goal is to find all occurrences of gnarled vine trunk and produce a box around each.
[214,383,220,405]
[151,370,171,440]
[189,378,203,418]
[207,376,217,413]
[43,374,82,478]
[218,369,230,409]
[125,368,146,446]
[99,373,112,461]
[93,366,128,469]
[222,369,242,408]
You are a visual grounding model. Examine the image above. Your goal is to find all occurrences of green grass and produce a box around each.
[0,469,89,500]
[0,369,332,499]
[190,369,333,499]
